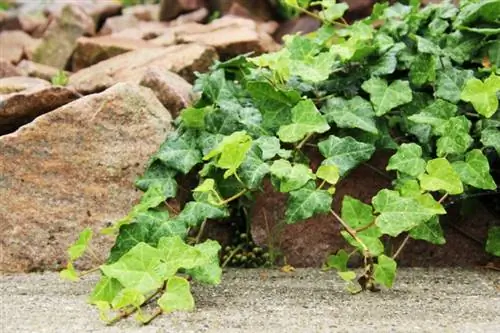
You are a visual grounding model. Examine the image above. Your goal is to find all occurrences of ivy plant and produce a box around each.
[62,0,500,325]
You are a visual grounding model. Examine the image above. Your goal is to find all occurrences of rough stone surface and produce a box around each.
[0,58,21,78]
[208,0,274,21]
[32,5,95,69]
[169,7,209,25]
[139,67,194,117]
[123,4,160,21]
[159,0,206,21]
[274,15,321,42]
[98,15,140,35]
[68,43,217,94]
[16,60,70,81]
[71,36,158,71]
[0,83,172,272]
[42,0,122,26]
[1,269,499,332]
[109,21,170,40]
[0,30,40,64]
[0,76,79,134]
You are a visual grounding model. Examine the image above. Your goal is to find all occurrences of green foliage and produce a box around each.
[51,70,69,86]
[64,0,500,324]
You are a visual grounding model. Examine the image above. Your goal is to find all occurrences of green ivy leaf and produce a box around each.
[277,99,330,143]
[239,146,270,190]
[386,143,426,177]
[157,276,194,313]
[89,276,123,304]
[324,249,349,272]
[318,135,375,176]
[100,242,164,294]
[157,236,206,275]
[155,131,202,174]
[372,189,445,237]
[452,149,497,190]
[436,116,473,157]
[290,52,338,83]
[180,106,213,129]
[320,2,349,21]
[409,216,445,245]
[68,228,92,261]
[373,255,397,288]
[415,35,442,55]
[321,96,378,134]
[486,226,500,257]
[407,99,457,135]
[461,74,500,118]
[435,66,474,103]
[481,127,500,155]
[270,159,316,192]
[254,136,281,160]
[316,165,340,185]
[174,201,229,227]
[60,262,79,282]
[286,182,332,223]
[419,158,464,195]
[185,240,222,285]
[204,131,252,178]
[409,54,436,86]
[112,288,145,309]
[361,78,413,116]
[135,161,177,199]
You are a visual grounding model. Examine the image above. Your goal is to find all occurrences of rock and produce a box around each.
[344,0,377,21]
[98,14,140,35]
[71,36,158,71]
[274,15,321,42]
[0,58,21,78]
[16,60,70,81]
[0,82,172,272]
[208,0,274,21]
[123,4,160,21]
[0,76,79,135]
[0,10,22,31]
[175,16,280,58]
[159,0,206,21]
[0,30,40,64]
[43,0,122,26]
[149,22,205,47]
[250,151,392,267]
[32,5,95,69]
[111,21,170,40]
[139,67,194,117]
[68,43,217,94]
[169,7,209,25]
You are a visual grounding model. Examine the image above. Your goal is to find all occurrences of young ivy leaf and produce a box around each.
[155,131,202,174]
[193,179,216,193]
[174,201,229,227]
[324,249,349,272]
[319,1,349,22]
[373,255,397,288]
[316,165,340,185]
[277,99,330,143]
[111,288,145,310]
[451,149,497,190]
[89,276,123,304]
[270,159,316,192]
[435,66,474,103]
[436,116,473,157]
[157,236,206,273]
[157,276,194,313]
[461,74,500,118]
[135,161,177,199]
[361,77,413,116]
[409,216,446,245]
[321,96,378,134]
[418,158,464,195]
[254,136,281,160]
[407,99,457,135]
[68,227,93,261]
[372,189,445,237]
[185,240,222,285]
[238,145,270,190]
[386,143,426,177]
[485,226,500,257]
[318,135,375,176]
[180,106,213,129]
[285,181,332,224]
[60,262,79,282]
[481,127,500,155]
[204,131,252,178]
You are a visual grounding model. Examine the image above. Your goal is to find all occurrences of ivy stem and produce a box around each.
[86,246,102,264]
[393,193,449,259]
[287,3,348,27]
[78,266,101,278]
[355,220,376,233]
[222,244,243,268]
[195,219,207,244]
[330,209,370,255]
[297,133,314,150]
[141,308,162,325]
[165,201,180,215]
[219,189,247,206]
[362,162,393,181]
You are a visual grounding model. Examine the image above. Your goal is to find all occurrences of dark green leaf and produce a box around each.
[286,182,332,223]
[361,78,413,116]
[452,149,497,190]
[409,216,446,245]
[135,161,177,199]
[321,96,378,134]
[155,131,202,174]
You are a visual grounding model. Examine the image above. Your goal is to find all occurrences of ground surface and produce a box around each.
[1,268,499,333]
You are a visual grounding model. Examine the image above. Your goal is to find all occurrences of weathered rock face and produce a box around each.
[0,58,21,78]
[139,67,194,117]
[99,14,140,35]
[0,76,79,135]
[208,0,274,21]
[16,60,69,81]
[0,30,40,64]
[32,5,95,69]
[123,4,160,21]
[68,43,217,93]
[71,36,158,71]
[159,0,207,21]
[0,82,172,272]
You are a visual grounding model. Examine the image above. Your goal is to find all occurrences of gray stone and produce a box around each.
[0,82,172,272]
[16,60,70,81]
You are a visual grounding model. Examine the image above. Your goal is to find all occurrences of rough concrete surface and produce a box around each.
[1,268,499,333]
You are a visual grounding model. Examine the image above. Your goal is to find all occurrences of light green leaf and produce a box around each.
[180,106,212,129]
[338,271,357,282]
[372,189,445,237]
[419,158,464,195]
[135,161,177,199]
[386,143,426,177]
[486,226,500,257]
[409,216,445,245]
[452,149,497,190]
[415,36,441,55]
[461,74,500,118]
[111,288,145,309]
[361,78,413,116]
[286,182,332,223]
[68,228,93,261]
[89,276,123,304]
[157,236,205,275]
[100,243,164,294]
[318,135,375,176]
[174,201,229,227]
[408,99,457,135]
[316,165,340,185]
[155,131,202,174]
[289,52,338,83]
[254,136,281,160]
[373,255,397,288]
[157,276,194,313]
[278,99,330,143]
[435,67,474,103]
[320,2,349,21]
[395,178,422,198]
[321,96,378,134]
[270,159,316,192]
[60,262,79,282]
[185,240,222,285]
[324,250,349,272]
[193,179,216,193]
[436,116,473,157]
[204,131,252,178]
[481,127,500,155]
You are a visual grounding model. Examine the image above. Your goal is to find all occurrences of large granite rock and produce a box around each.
[71,36,158,71]
[0,58,21,78]
[16,60,70,81]
[0,76,79,135]
[123,4,160,21]
[32,5,95,69]
[68,43,217,93]
[0,82,172,272]
[159,0,206,21]
[0,30,40,64]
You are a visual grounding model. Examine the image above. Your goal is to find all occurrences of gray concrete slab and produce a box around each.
[1,268,499,333]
